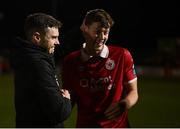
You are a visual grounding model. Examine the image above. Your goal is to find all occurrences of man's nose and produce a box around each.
[98,33,105,40]
[55,40,60,45]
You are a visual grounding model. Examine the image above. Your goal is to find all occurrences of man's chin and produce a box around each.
[94,48,102,55]
[49,49,55,54]
[94,44,104,51]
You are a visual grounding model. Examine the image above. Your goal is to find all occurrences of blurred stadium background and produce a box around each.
[0,0,180,127]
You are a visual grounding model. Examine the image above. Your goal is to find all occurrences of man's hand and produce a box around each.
[60,89,71,100]
[104,100,127,120]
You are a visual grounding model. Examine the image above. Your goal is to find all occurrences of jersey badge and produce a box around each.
[105,58,115,70]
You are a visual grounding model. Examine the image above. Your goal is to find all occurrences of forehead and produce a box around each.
[45,27,59,35]
[88,22,110,31]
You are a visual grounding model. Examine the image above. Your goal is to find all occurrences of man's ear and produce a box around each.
[32,32,41,45]
[80,19,88,32]
[80,19,85,31]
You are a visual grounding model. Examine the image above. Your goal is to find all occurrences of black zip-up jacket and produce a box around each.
[11,37,71,127]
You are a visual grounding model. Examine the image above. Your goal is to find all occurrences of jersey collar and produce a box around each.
[81,43,109,61]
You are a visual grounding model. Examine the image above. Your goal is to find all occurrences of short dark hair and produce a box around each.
[24,13,62,39]
[84,9,114,28]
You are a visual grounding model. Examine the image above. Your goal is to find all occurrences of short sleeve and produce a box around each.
[123,49,137,84]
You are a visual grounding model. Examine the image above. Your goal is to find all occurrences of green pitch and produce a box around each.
[0,73,180,127]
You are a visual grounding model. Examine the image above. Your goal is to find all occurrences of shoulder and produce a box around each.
[63,50,81,62]
[31,56,54,72]
[108,45,131,55]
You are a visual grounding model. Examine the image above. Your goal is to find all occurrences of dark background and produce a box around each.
[0,0,180,65]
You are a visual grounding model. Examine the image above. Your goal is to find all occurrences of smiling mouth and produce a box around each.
[50,45,55,49]
[94,42,104,50]
[96,40,105,44]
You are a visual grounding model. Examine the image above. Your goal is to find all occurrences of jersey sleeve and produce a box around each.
[123,49,137,84]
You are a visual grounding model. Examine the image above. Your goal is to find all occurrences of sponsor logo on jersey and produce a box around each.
[80,76,114,92]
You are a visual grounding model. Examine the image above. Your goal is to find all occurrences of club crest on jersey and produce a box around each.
[105,58,115,70]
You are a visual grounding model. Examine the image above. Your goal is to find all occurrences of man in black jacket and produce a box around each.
[11,13,71,127]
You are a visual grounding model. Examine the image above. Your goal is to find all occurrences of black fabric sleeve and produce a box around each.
[31,59,71,124]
